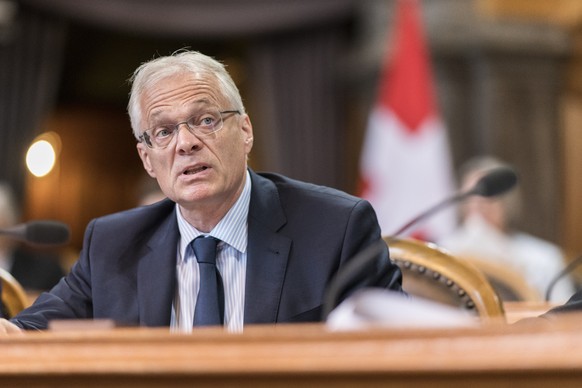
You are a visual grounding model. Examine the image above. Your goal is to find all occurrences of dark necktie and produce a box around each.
[192,236,224,326]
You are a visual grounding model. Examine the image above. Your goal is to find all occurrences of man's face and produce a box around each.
[136,73,253,214]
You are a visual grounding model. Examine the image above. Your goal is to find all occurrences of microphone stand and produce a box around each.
[322,240,387,319]
[390,192,468,237]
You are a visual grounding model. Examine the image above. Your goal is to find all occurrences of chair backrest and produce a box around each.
[462,256,542,302]
[0,267,29,319]
[385,237,505,321]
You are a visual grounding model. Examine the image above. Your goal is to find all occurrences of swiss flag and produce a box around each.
[359,0,456,241]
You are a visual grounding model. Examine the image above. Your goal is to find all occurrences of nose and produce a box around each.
[175,122,201,153]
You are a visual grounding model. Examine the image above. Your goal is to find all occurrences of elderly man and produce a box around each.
[1,50,402,334]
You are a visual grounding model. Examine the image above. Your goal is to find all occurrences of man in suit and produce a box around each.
[0,50,402,334]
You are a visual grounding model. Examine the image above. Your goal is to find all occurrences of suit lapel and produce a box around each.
[134,172,292,326]
[137,208,179,326]
[244,171,291,324]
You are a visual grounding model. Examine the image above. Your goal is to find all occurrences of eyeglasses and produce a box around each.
[139,108,240,149]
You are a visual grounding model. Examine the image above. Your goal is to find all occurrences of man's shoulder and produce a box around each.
[90,198,176,233]
[254,171,361,205]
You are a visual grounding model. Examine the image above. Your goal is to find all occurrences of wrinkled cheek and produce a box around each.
[159,160,177,179]
[151,164,175,193]
[225,145,249,168]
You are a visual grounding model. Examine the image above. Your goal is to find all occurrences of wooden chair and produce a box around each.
[462,256,542,302]
[385,237,505,321]
[0,267,29,319]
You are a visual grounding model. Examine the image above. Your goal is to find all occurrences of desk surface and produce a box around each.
[1,314,582,387]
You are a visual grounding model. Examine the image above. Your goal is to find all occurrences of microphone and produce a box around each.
[390,166,518,237]
[322,166,519,319]
[322,239,390,319]
[0,220,71,246]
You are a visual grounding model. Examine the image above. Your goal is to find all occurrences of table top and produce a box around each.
[1,303,580,387]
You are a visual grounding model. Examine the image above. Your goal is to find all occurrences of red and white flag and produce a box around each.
[359,0,456,241]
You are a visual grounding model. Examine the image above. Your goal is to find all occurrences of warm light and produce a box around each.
[26,135,59,177]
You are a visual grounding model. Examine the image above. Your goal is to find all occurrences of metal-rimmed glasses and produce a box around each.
[139,108,241,149]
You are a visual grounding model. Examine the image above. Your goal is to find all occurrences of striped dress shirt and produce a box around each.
[171,171,251,333]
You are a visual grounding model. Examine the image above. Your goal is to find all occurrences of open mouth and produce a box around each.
[183,165,208,175]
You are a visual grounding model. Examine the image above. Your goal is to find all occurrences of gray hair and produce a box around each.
[127,50,245,140]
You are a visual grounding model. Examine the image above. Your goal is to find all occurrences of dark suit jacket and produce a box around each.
[11,170,402,329]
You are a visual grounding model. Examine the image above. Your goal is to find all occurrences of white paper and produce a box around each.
[326,288,478,331]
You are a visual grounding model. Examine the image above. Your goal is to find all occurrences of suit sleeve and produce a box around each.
[336,198,404,302]
[10,220,97,330]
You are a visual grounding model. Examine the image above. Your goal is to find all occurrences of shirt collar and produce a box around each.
[176,170,251,258]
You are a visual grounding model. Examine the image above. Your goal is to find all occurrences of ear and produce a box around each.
[241,115,254,153]
[136,142,156,178]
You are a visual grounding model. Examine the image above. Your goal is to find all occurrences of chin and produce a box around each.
[180,188,216,204]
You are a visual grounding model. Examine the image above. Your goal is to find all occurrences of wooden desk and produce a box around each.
[1,317,582,387]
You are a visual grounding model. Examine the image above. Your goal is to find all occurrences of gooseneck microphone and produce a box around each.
[322,166,519,319]
[391,166,518,237]
[0,220,71,246]
[322,240,390,319]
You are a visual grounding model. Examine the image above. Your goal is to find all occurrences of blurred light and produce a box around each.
[26,132,61,177]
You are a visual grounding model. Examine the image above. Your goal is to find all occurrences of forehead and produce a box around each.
[141,72,227,121]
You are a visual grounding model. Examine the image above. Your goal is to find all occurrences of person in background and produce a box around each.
[0,182,65,293]
[0,50,403,334]
[438,156,575,303]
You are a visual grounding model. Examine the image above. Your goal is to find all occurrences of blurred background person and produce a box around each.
[438,156,576,303]
[0,182,65,294]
